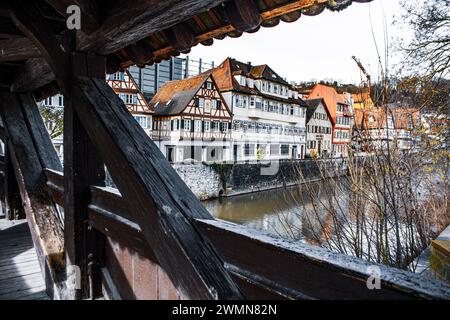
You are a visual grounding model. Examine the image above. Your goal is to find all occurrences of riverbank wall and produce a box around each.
[172,159,347,200]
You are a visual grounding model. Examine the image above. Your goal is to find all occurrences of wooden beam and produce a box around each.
[198,219,450,300]
[64,53,106,300]
[0,92,66,299]
[19,94,62,172]
[11,58,54,93]
[123,41,154,66]
[224,0,262,33]
[0,38,41,62]
[4,142,25,220]
[77,0,226,54]
[8,0,69,92]
[72,76,243,300]
[163,23,195,53]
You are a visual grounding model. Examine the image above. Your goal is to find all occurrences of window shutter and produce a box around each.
[191,120,194,132]
[202,121,205,132]
[170,120,174,131]
[194,97,199,106]
[133,94,138,104]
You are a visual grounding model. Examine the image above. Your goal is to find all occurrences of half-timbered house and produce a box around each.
[107,69,154,136]
[150,72,232,163]
[305,98,333,158]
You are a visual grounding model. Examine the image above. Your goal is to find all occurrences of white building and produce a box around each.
[212,58,307,161]
[304,99,333,158]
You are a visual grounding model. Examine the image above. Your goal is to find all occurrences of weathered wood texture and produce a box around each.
[45,169,450,300]
[64,53,106,299]
[0,218,49,300]
[0,38,41,62]
[198,219,450,300]
[4,145,25,220]
[0,92,66,299]
[104,237,180,300]
[71,77,242,300]
[8,0,70,91]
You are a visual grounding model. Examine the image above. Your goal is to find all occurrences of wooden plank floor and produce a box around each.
[0,214,49,300]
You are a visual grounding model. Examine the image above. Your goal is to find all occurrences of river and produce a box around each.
[203,182,330,241]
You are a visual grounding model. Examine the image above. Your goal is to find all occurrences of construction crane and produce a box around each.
[351,56,371,97]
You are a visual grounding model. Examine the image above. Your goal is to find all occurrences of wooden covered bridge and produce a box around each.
[0,0,449,300]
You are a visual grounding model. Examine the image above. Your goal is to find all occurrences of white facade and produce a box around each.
[306,101,333,158]
[221,82,307,161]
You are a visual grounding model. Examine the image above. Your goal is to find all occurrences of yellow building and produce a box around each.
[352,91,375,110]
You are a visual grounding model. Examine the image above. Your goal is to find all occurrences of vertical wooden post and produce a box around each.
[64,53,106,299]
[4,142,25,220]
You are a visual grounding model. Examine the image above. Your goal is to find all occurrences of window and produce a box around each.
[270,144,280,155]
[212,121,220,132]
[134,116,150,129]
[274,85,279,94]
[194,120,202,132]
[58,96,64,107]
[206,82,212,89]
[281,145,290,155]
[183,119,191,131]
[211,100,221,109]
[120,93,137,105]
[244,144,254,156]
[204,121,211,132]
[198,98,205,108]
[173,119,180,131]
[250,97,255,108]
[111,72,125,81]
[262,81,267,91]
[220,122,228,133]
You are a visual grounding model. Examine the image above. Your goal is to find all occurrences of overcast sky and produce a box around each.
[184,0,402,85]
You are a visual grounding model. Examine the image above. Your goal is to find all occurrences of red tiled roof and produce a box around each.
[306,84,348,124]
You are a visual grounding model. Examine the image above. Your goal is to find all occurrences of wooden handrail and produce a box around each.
[43,168,450,300]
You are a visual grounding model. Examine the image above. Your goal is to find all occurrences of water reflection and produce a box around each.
[203,183,326,240]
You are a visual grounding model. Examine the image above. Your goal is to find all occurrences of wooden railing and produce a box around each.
[44,168,450,300]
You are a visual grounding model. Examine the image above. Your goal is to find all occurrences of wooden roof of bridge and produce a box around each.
[0,0,372,100]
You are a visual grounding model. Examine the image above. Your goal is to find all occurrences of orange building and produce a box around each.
[306,84,354,157]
